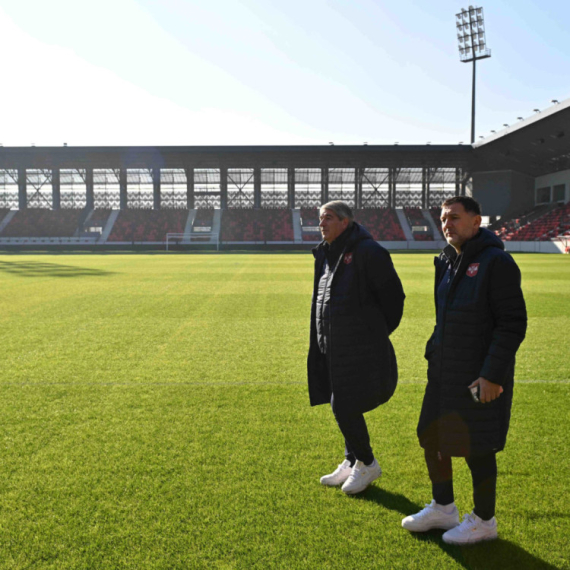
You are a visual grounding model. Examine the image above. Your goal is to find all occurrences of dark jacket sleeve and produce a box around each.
[362,244,405,335]
[479,253,527,384]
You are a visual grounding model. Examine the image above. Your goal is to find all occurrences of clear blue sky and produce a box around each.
[1,0,568,146]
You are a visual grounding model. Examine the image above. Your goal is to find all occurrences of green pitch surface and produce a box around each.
[0,253,568,569]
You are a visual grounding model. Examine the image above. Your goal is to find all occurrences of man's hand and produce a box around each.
[469,377,503,404]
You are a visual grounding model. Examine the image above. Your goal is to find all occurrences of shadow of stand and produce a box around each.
[0,260,114,278]
[354,488,558,569]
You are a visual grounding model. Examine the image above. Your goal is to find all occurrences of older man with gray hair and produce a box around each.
[307,201,405,494]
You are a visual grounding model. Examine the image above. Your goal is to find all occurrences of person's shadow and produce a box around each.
[353,487,559,569]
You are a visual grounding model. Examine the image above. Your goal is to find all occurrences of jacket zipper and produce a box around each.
[326,246,349,394]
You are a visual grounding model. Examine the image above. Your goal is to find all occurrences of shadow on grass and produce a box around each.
[355,489,559,568]
[411,529,559,569]
[0,260,115,278]
[352,486,423,516]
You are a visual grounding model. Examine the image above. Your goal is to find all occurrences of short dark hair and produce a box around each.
[442,196,482,216]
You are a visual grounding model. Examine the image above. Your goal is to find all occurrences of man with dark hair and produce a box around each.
[402,196,527,544]
[307,201,405,494]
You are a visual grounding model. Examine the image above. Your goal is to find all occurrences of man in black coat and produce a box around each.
[307,201,405,494]
[402,196,527,545]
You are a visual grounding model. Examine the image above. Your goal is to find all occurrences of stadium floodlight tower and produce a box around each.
[456,6,491,143]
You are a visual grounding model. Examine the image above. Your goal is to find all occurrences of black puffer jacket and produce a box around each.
[417,228,527,457]
[307,223,405,414]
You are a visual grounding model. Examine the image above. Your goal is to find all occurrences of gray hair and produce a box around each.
[320,201,354,224]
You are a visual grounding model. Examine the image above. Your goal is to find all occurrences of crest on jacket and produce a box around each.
[343,253,353,264]
[466,263,480,277]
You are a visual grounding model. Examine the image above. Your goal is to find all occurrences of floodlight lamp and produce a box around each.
[456,21,462,29]
[477,7,482,14]
[503,124,509,127]
[490,130,496,133]
[534,109,540,112]
[552,99,559,104]
[517,117,523,120]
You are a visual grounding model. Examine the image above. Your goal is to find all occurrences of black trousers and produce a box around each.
[424,448,498,521]
[330,393,374,466]
[319,353,375,466]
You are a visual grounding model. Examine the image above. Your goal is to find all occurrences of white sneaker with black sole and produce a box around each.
[341,458,382,494]
[442,512,498,545]
[320,459,353,486]
[401,500,460,532]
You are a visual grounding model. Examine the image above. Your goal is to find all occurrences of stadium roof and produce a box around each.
[0,144,472,171]
[472,97,570,177]
[1,100,570,178]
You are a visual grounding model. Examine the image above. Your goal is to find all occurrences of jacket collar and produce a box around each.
[441,228,504,264]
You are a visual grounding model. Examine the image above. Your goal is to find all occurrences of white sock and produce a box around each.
[436,502,456,514]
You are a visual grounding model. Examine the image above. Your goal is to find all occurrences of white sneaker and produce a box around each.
[320,459,353,486]
[401,500,460,532]
[341,459,382,494]
[442,512,498,545]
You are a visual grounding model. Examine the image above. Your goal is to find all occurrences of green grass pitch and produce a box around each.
[0,252,568,569]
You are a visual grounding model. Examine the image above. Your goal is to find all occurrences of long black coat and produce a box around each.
[417,229,527,457]
[307,223,405,414]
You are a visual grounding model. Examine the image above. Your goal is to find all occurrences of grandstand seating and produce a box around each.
[107,209,188,242]
[3,204,567,244]
[193,209,214,230]
[300,208,406,241]
[355,209,406,241]
[492,205,553,241]
[503,202,570,241]
[221,209,294,241]
[300,208,321,242]
[429,208,444,238]
[0,208,83,237]
[404,208,433,240]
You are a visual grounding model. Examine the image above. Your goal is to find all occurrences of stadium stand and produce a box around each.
[355,209,406,241]
[404,208,433,241]
[107,209,188,242]
[491,205,553,240]
[300,208,406,241]
[0,208,83,237]
[429,208,444,238]
[193,209,214,230]
[503,202,570,241]
[220,209,294,242]
[300,208,321,242]
[189,209,215,242]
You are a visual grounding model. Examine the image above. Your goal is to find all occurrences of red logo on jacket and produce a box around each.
[344,253,353,264]
[466,263,480,277]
